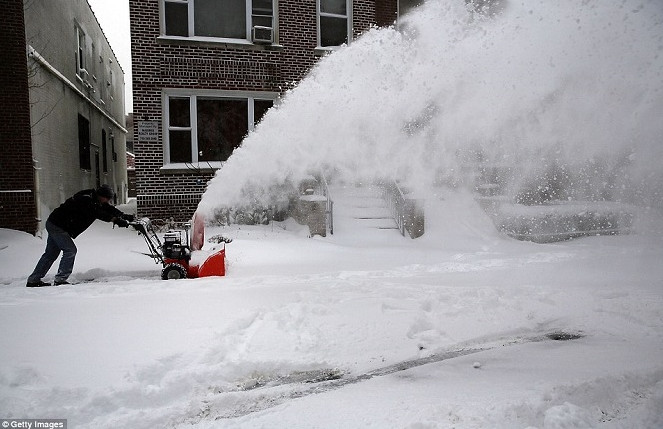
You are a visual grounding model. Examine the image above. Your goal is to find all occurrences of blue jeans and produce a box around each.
[28,221,77,283]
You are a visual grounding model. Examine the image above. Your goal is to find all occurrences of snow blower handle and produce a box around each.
[128,218,150,235]
[111,213,134,228]
[113,217,129,228]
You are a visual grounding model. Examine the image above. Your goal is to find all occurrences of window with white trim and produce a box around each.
[317,0,351,48]
[164,92,276,166]
[162,0,274,43]
[75,25,88,79]
[398,0,423,18]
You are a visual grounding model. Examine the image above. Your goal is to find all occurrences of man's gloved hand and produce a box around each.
[121,213,135,222]
[114,218,129,228]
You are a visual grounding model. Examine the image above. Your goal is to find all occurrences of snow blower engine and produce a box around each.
[129,214,229,280]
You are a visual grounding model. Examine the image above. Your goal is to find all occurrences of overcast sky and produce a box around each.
[86,0,133,114]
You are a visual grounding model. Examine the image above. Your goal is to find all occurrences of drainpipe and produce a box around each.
[33,158,42,236]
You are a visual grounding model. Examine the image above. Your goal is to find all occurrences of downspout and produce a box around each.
[33,158,42,237]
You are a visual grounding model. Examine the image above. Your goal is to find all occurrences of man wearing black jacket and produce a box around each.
[26,185,134,287]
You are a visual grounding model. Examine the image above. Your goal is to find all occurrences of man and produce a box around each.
[26,185,134,287]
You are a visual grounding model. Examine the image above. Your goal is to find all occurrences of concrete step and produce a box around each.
[328,185,400,234]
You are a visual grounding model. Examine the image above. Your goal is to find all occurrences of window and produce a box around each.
[76,25,88,78]
[102,129,108,173]
[318,0,351,48]
[78,114,91,170]
[254,99,273,126]
[90,43,97,80]
[168,96,192,163]
[165,1,188,36]
[108,66,114,100]
[195,0,245,39]
[252,0,273,28]
[164,92,276,166]
[163,0,274,42]
[197,98,248,162]
[99,56,106,101]
[398,0,423,18]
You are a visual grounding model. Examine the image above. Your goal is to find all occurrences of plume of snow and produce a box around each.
[198,0,663,215]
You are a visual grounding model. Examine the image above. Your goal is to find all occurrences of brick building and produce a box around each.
[0,0,35,232]
[0,0,128,234]
[129,0,424,221]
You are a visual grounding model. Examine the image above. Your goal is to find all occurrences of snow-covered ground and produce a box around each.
[3,0,661,426]
[1,188,662,428]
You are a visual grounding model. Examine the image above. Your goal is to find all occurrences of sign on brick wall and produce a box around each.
[137,121,159,142]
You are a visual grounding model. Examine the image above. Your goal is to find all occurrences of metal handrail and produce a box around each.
[383,181,405,236]
[382,180,424,238]
[320,172,334,235]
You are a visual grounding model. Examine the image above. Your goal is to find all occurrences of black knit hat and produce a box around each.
[97,184,114,199]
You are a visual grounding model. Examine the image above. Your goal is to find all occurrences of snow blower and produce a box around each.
[129,213,229,280]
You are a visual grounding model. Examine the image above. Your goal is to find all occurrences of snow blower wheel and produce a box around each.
[162,263,187,280]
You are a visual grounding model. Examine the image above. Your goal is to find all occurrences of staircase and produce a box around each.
[328,184,399,240]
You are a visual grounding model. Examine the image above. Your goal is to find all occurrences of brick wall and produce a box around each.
[375,0,398,27]
[0,0,37,233]
[130,0,396,222]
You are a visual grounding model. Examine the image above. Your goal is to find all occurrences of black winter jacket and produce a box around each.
[48,189,125,238]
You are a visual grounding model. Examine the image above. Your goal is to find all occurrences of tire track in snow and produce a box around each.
[191,329,584,422]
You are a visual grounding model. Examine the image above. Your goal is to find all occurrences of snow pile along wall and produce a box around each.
[198,0,663,231]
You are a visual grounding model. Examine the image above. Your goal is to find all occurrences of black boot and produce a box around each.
[26,280,51,287]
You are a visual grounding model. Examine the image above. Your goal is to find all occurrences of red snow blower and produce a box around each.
[130,213,229,280]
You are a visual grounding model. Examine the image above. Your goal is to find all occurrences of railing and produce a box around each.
[294,172,334,237]
[382,180,424,238]
[320,173,334,235]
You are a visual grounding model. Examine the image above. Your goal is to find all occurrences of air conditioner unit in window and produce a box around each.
[252,26,273,44]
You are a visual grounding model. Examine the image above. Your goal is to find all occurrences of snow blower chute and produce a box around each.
[129,213,230,280]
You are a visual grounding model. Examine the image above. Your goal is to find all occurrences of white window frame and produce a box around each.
[162,89,279,169]
[316,0,352,50]
[75,24,88,80]
[160,0,276,45]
